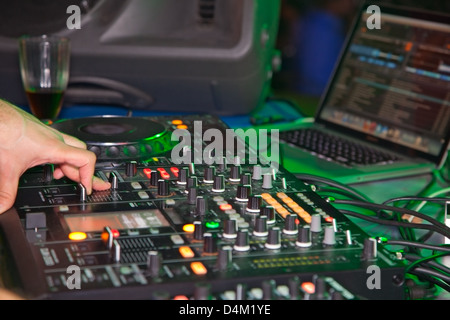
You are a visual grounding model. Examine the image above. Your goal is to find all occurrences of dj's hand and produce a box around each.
[0,100,111,214]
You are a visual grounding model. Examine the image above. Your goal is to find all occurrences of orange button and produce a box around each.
[183,224,195,233]
[191,262,207,275]
[172,119,183,125]
[179,246,195,258]
[219,203,233,211]
[69,232,87,241]
[301,282,315,294]
[177,124,188,130]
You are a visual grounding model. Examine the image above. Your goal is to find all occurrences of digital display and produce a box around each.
[64,209,170,233]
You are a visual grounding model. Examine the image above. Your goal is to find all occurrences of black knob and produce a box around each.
[187,187,198,205]
[362,238,377,260]
[43,164,54,183]
[212,175,225,192]
[203,166,215,183]
[157,179,169,196]
[203,233,218,255]
[146,251,161,277]
[283,214,298,235]
[193,221,204,241]
[229,165,241,182]
[223,219,237,239]
[216,246,233,271]
[125,161,137,177]
[246,195,262,213]
[177,167,189,185]
[150,170,160,187]
[296,225,312,248]
[186,176,198,189]
[240,173,251,185]
[253,216,268,237]
[261,206,276,224]
[196,197,207,216]
[236,185,251,201]
[234,230,250,252]
[265,227,281,250]
[194,282,212,300]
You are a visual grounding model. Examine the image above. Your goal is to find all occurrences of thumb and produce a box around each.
[0,177,19,215]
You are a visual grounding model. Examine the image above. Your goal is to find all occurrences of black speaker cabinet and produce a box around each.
[0,0,281,115]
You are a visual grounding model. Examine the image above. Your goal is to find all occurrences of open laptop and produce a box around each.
[278,2,450,184]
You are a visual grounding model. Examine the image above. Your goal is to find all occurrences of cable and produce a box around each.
[333,199,450,238]
[295,173,374,202]
[384,240,450,253]
[404,253,450,275]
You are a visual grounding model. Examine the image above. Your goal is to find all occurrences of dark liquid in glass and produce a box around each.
[26,89,64,120]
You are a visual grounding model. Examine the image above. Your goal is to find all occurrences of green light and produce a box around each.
[205,221,220,229]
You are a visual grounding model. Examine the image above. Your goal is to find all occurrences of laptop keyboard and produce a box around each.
[279,128,400,166]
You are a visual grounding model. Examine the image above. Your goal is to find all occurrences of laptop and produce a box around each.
[278,2,450,184]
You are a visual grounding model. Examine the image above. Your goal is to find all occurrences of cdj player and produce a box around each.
[0,114,406,300]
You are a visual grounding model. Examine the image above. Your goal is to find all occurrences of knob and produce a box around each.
[78,183,87,202]
[296,225,312,247]
[234,230,250,252]
[196,196,207,216]
[102,226,114,250]
[146,251,161,277]
[150,170,160,187]
[212,175,225,193]
[223,219,237,239]
[203,166,215,184]
[288,277,300,300]
[125,161,137,177]
[283,214,298,235]
[177,167,189,185]
[253,216,268,237]
[235,283,248,300]
[240,173,251,185]
[194,282,212,300]
[187,176,198,189]
[187,187,198,205]
[362,238,377,260]
[310,214,322,233]
[157,179,170,196]
[112,239,121,263]
[260,206,276,224]
[203,233,218,255]
[216,246,233,271]
[262,280,276,300]
[265,227,281,250]
[109,172,119,190]
[229,165,241,182]
[323,225,336,246]
[246,195,262,213]
[252,165,262,180]
[193,220,204,241]
[262,173,273,189]
[236,185,251,201]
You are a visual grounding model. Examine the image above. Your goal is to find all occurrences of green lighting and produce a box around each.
[205,221,220,229]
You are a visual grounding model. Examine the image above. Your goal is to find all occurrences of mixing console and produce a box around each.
[0,115,405,300]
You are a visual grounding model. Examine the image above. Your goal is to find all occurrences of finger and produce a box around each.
[93,176,111,191]
[0,170,20,214]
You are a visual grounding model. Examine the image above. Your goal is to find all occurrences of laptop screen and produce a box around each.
[317,3,450,164]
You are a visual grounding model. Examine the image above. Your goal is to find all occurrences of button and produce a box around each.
[191,262,207,275]
[179,246,195,258]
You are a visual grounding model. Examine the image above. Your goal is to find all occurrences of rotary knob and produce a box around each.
[125,161,137,177]
[265,227,281,250]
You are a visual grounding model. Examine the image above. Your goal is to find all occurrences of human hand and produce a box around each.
[0,100,111,214]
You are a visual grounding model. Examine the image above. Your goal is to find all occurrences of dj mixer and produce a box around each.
[0,115,406,300]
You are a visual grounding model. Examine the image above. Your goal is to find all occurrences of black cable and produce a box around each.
[411,267,450,284]
[340,210,450,238]
[385,240,450,253]
[404,253,450,275]
[408,270,450,293]
[333,199,450,238]
[295,173,374,203]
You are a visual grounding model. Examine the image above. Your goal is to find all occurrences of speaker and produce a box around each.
[0,0,281,115]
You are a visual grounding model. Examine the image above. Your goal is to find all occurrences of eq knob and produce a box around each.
[246,195,262,213]
[157,179,170,196]
[223,219,237,239]
[203,166,215,184]
[177,167,189,185]
[265,227,281,250]
[253,216,268,237]
[216,246,233,271]
[229,165,241,182]
[193,221,204,241]
[212,175,225,193]
[261,206,276,225]
[296,225,312,248]
[236,185,251,201]
[234,230,250,252]
[150,170,160,187]
[203,233,218,255]
[283,214,298,235]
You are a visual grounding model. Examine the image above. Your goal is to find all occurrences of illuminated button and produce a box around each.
[190,262,207,275]
[179,246,195,258]
[183,224,195,233]
[172,119,183,125]
[69,232,87,241]
[170,167,179,177]
[157,168,171,180]
[277,192,288,199]
[301,282,315,294]
[219,203,233,211]
[177,124,188,130]
[143,168,152,178]
[205,221,220,229]
[173,295,189,300]
[261,193,273,200]
[325,216,334,223]
[131,181,142,190]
